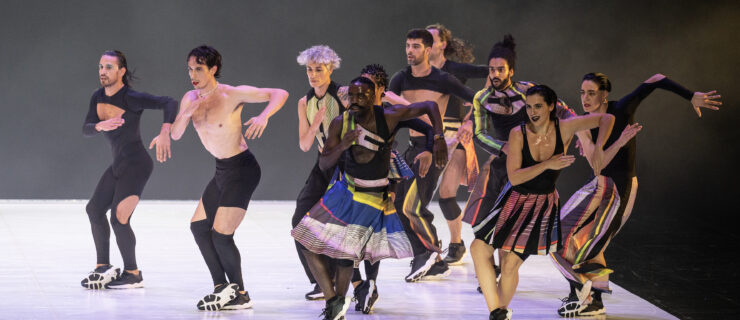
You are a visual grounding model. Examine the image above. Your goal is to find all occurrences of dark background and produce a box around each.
[1,1,737,318]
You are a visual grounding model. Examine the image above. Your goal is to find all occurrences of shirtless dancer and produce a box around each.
[81,50,177,290]
[389,28,476,282]
[170,45,288,311]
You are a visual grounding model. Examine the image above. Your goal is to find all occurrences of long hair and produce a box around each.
[103,50,135,86]
[426,23,475,63]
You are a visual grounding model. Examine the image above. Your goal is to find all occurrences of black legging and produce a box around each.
[86,143,152,271]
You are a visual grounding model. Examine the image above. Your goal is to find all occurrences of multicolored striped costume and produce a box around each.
[550,176,622,292]
[473,120,566,256]
[292,107,413,263]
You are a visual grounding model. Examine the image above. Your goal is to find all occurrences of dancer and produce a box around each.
[426,23,489,265]
[81,50,177,290]
[389,28,476,281]
[292,77,447,320]
[351,64,437,314]
[463,35,574,292]
[471,85,614,320]
[553,72,722,317]
[170,45,288,310]
[293,45,346,301]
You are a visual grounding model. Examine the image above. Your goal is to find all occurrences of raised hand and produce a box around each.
[339,129,361,150]
[149,133,172,163]
[617,123,643,147]
[312,105,327,126]
[545,153,576,170]
[414,151,433,178]
[691,90,722,117]
[244,115,269,139]
[96,116,124,131]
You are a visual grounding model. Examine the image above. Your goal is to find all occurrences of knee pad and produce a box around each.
[439,197,461,221]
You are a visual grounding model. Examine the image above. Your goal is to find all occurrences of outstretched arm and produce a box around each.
[230,85,289,139]
[621,74,721,117]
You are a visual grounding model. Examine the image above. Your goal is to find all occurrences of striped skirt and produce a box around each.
[472,182,561,256]
[291,174,413,264]
[551,176,632,292]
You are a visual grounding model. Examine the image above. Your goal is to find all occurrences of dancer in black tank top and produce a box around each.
[470,85,614,320]
[292,77,447,320]
[80,51,177,290]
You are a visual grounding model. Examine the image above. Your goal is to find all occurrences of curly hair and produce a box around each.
[296,45,341,69]
[426,23,475,63]
[360,64,388,89]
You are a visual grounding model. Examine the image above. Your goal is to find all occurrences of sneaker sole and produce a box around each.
[106,281,144,289]
[557,302,587,318]
[222,300,254,310]
[578,306,605,316]
[405,253,438,282]
[444,250,468,265]
[305,294,325,301]
[197,284,238,311]
[422,268,452,280]
[81,268,119,290]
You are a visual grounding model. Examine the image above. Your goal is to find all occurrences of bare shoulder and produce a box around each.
[182,90,198,102]
[298,96,307,105]
[509,126,523,139]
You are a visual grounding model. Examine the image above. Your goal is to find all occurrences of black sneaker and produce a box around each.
[579,298,605,316]
[197,283,238,311]
[353,280,379,314]
[306,283,324,300]
[405,251,437,282]
[557,281,591,317]
[443,240,467,265]
[320,295,350,320]
[490,308,512,320]
[105,270,144,289]
[222,291,254,310]
[422,260,451,280]
[81,265,120,290]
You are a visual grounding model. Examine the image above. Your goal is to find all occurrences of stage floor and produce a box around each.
[0,200,677,319]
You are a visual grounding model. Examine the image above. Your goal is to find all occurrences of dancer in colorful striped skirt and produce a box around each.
[292,77,447,320]
[470,85,614,320]
[350,64,438,314]
[552,72,722,317]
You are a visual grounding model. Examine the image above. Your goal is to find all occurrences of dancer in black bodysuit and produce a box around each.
[553,72,722,317]
[81,50,177,290]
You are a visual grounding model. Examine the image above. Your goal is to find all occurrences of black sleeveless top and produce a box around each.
[513,119,564,194]
[342,105,392,181]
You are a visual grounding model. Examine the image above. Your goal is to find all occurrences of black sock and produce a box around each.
[110,209,137,271]
[364,260,379,282]
[211,230,244,291]
[190,220,227,286]
[352,267,363,284]
[592,290,602,301]
[86,201,110,266]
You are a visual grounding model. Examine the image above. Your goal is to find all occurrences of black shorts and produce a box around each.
[202,150,261,223]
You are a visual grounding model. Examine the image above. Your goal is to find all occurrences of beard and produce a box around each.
[491,76,510,91]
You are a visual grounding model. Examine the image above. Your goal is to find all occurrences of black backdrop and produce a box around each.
[1,1,738,318]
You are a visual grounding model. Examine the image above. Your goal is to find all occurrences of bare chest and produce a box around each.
[97,103,125,120]
[526,130,559,162]
[191,96,237,131]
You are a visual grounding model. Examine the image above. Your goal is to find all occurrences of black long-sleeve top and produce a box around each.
[83,86,177,157]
